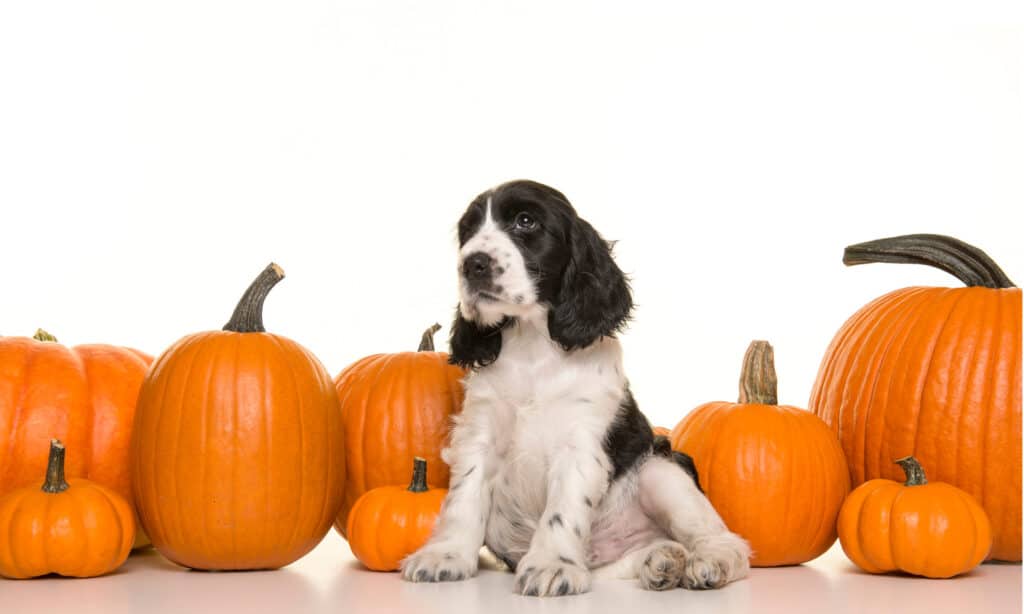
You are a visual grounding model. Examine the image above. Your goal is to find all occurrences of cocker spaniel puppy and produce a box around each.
[401,180,750,596]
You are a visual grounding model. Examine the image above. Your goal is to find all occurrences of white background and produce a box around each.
[1,1,1021,430]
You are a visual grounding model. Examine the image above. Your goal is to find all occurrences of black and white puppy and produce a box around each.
[401,180,750,596]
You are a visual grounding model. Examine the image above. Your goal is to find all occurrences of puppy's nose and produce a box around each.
[462,252,493,281]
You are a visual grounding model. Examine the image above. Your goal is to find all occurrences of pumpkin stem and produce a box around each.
[738,341,778,405]
[223,263,285,333]
[418,323,442,352]
[843,234,1016,289]
[33,329,58,343]
[42,439,70,494]
[895,456,928,486]
[408,457,429,493]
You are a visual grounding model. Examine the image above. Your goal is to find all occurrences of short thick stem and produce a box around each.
[895,456,928,486]
[418,323,442,352]
[33,329,58,343]
[42,439,69,493]
[738,341,778,405]
[408,457,429,493]
[223,263,285,333]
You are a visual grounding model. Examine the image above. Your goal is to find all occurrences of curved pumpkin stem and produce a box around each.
[738,341,778,405]
[408,457,429,493]
[223,263,285,333]
[895,456,928,486]
[42,439,70,494]
[843,234,1015,289]
[33,329,58,343]
[418,323,443,352]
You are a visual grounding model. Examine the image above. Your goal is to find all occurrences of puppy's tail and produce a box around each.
[652,435,704,494]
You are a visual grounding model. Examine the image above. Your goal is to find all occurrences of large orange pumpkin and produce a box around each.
[810,234,1021,561]
[671,341,850,567]
[0,329,151,543]
[0,439,135,578]
[838,456,992,578]
[334,324,465,538]
[130,264,344,570]
[346,457,446,572]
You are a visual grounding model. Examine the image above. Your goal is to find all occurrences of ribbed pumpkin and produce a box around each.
[838,456,992,578]
[0,329,151,546]
[335,324,465,538]
[810,234,1021,561]
[0,440,135,578]
[671,341,850,566]
[346,457,446,571]
[130,264,344,570]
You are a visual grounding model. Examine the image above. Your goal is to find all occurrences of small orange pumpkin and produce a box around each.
[130,264,344,570]
[811,234,1020,561]
[671,341,850,567]
[335,324,465,538]
[838,456,992,578]
[346,457,446,571]
[652,426,671,437]
[0,439,135,579]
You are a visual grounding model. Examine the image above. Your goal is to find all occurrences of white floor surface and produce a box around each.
[2,531,1020,614]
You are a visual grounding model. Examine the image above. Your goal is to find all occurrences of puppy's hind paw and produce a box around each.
[681,532,750,590]
[638,542,688,591]
[401,548,477,583]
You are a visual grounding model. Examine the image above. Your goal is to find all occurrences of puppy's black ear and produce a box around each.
[448,306,504,369]
[548,218,632,351]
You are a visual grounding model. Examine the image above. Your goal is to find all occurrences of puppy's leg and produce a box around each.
[401,405,494,583]
[515,420,610,597]
[638,456,751,590]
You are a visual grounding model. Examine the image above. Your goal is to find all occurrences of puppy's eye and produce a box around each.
[514,212,537,230]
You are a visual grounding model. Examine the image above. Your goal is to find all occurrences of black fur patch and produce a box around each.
[652,435,703,494]
[548,513,563,528]
[448,312,507,369]
[602,388,654,480]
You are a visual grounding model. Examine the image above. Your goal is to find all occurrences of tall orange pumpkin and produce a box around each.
[0,330,151,531]
[810,234,1021,561]
[335,324,465,538]
[671,341,850,567]
[130,264,344,570]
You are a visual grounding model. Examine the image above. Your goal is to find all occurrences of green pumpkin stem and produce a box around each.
[42,439,70,494]
[408,457,429,493]
[223,263,285,333]
[843,234,1015,289]
[895,456,928,486]
[418,323,442,352]
[738,340,778,405]
[33,329,58,343]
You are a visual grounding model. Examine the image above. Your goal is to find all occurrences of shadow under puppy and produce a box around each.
[402,180,750,596]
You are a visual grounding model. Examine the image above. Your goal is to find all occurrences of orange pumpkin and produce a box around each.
[652,426,671,437]
[346,457,446,571]
[810,234,1021,561]
[0,439,135,578]
[838,456,992,578]
[0,329,151,548]
[335,324,465,538]
[130,264,344,570]
[671,341,850,567]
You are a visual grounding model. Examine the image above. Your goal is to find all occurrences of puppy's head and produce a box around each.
[450,180,632,368]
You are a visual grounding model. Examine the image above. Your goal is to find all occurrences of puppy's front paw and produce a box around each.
[639,542,688,591]
[681,533,750,590]
[514,553,591,597]
[401,548,477,583]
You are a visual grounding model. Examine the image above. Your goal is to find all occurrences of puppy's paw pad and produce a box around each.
[514,556,591,597]
[639,542,687,591]
[401,550,476,583]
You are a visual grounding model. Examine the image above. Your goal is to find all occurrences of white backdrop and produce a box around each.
[1,1,1021,430]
